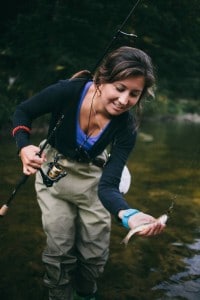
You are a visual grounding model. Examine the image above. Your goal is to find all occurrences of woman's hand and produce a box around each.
[128,212,166,236]
[118,210,166,237]
[20,145,46,175]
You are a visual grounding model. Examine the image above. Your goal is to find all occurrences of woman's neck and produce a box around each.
[79,84,111,136]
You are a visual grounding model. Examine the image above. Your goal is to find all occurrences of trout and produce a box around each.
[121,214,168,246]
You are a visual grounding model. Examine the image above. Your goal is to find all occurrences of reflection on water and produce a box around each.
[0,121,200,300]
[153,237,200,300]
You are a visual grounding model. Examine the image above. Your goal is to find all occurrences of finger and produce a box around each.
[30,155,44,163]
[40,153,47,161]
[147,223,166,236]
[23,168,31,175]
[138,222,165,236]
[28,161,42,169]
[136,224,154,236]
[28,155,45,168]
[23,166,37,175]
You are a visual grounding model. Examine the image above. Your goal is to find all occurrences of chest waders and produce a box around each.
[35,143,111,299]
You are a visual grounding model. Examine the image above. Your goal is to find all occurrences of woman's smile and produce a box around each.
[111,100,127,112]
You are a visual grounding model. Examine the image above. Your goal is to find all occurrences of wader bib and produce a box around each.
[35,142,111,299]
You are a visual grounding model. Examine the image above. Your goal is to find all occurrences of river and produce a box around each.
[0,120,200,300]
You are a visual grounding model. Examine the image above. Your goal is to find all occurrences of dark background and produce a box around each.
[0,0,200,129]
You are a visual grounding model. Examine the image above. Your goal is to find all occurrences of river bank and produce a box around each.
[1,113,200,139]
[151,113,200,123]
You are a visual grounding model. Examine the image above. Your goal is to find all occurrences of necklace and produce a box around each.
[91,98,103,133]
[76,90,100,161]
[85,89,103,137]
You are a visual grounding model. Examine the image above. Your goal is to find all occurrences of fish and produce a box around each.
[121,214,168,246]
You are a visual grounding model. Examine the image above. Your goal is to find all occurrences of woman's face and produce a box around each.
[98,76,145,116]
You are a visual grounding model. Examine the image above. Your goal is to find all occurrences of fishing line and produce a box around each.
[146,119,200,217]
[173,128,200,201]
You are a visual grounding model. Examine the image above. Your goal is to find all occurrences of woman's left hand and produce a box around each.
[128,212,166,236]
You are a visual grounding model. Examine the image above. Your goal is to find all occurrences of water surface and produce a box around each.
[0,121,200,300]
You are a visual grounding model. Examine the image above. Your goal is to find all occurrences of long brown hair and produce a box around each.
[71,46,155,121]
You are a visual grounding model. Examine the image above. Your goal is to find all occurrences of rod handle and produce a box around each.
[0,204,9,217]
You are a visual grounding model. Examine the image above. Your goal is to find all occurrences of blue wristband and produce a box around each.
[122,209,140,229]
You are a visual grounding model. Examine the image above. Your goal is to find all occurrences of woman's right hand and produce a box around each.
[19,145,46,175]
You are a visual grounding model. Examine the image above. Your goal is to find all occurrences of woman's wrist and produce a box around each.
[118,208,140,229]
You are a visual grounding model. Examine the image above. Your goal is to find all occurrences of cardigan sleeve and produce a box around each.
[98,116,137,217]
[12,80,69,151]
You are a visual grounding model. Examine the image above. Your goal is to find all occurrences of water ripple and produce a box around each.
[153,238,200,300]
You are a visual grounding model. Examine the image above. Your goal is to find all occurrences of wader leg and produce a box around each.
[75,292,99,300]
[49,284,73,300]
[75,268,97,297]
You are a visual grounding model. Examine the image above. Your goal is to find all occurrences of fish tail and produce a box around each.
[120,237,129,246]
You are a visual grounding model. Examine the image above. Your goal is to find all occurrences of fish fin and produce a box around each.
[120,238,128,247]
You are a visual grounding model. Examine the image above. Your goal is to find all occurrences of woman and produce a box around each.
[12,46,166,300]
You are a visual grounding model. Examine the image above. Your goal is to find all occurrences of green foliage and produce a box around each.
[143,93,200,118]
[0,0,199,128]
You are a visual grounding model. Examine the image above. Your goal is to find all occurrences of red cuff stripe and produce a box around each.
[12,126,31,136]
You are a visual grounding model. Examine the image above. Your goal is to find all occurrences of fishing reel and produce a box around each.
[39,154,67,187]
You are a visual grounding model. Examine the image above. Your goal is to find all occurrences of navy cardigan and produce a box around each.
[13,78,137,216]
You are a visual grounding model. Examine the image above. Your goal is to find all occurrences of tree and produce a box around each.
[0,0,199,128]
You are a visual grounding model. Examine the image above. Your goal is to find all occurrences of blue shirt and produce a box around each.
[76,81,104,150]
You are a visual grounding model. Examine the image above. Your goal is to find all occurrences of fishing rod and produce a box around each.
[0,0,143,217]
[0,115,64,217]
[92,0,141,73]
